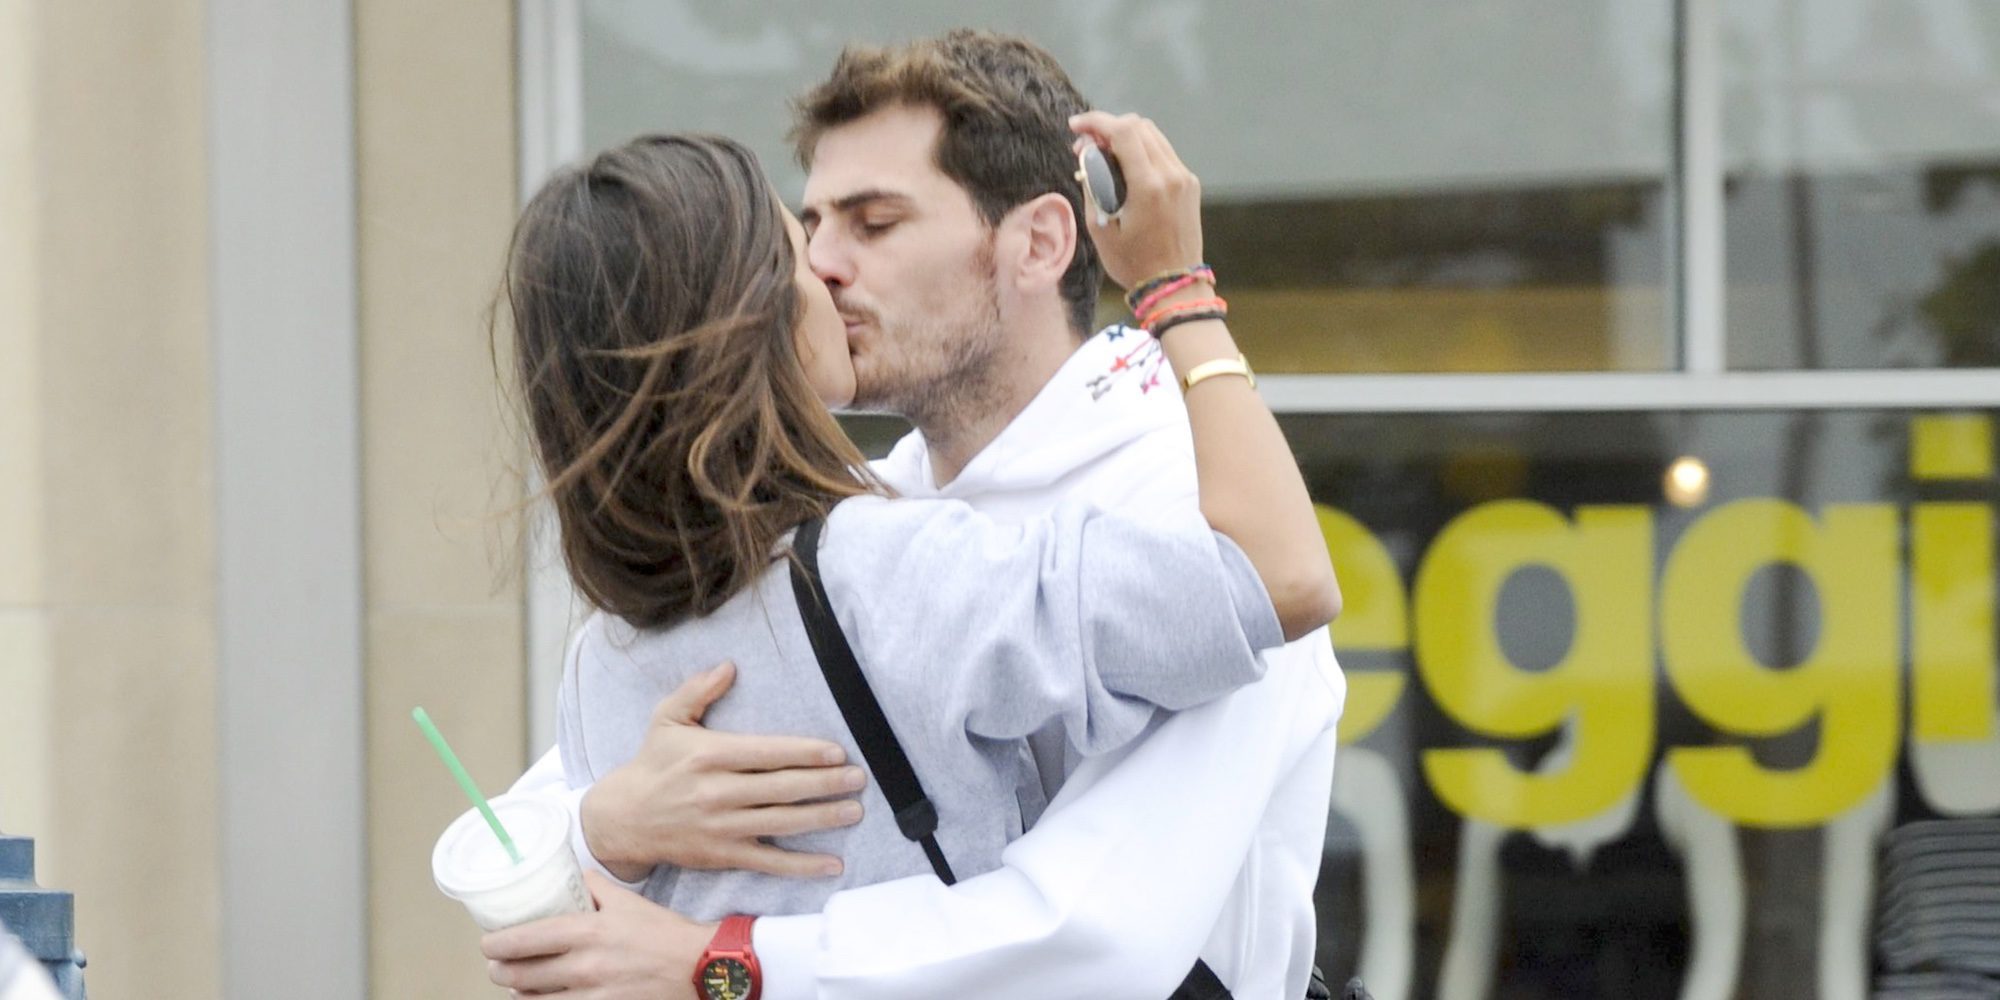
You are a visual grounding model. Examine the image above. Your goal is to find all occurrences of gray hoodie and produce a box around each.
[557,492,1282,921]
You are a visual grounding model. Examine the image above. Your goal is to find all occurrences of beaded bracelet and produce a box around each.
[1148,307,1227,340]
[1126,265,1215,313]
[1124,264,1215,314]
[1131,273,1210,319]
[1141,296,1227,332]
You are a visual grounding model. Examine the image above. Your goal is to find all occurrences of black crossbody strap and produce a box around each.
[788,516,957,886]
[1168,960,1233,1000]
[1168,959,1336,999]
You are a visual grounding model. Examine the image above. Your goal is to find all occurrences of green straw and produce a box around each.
[412,706,522,865]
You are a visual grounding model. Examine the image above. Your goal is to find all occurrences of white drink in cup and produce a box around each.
[432,792,594,931]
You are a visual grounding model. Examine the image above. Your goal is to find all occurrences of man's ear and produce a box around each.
[999,192,1078,294]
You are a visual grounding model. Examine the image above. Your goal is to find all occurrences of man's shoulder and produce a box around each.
[1055,419,1196,514]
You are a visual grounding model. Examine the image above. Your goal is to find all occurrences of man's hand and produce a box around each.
[581,661,867,881]
[483,871,714,999]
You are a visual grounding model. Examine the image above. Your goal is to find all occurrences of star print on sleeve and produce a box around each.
[1081,327,1168,401]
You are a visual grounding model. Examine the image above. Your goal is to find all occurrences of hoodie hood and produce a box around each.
[874,325,1189,501]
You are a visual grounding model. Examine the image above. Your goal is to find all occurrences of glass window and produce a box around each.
[577,1,1677,373]
[1723,0,2000,370]
[1295,407,1999,997]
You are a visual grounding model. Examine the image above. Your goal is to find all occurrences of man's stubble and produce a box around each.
[847,237,1010,444]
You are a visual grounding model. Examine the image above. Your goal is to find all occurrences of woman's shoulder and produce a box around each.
[570,573,786,668]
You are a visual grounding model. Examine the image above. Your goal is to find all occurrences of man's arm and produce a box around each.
[487,639,1343,999]
[568,662,866,883]
[493,660,866,886]
[756,640,1341,999]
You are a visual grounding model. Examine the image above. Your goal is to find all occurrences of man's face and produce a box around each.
[799,104,1003,419]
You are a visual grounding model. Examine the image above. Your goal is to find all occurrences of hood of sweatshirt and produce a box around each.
[874,325,1188,500]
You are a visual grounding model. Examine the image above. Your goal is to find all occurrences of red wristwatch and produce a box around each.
[693,915,760,1000]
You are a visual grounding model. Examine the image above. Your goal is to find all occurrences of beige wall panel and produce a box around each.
[48,608,220,1000]
[13,0,220,998]
[36,0,213,610]
[0,0,40,609]
[365,609,521,998]
[0,611,53,843]
[357,0,523,613]
[356,1,523,995]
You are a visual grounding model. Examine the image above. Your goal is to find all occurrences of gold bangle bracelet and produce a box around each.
[1181,354,1256,391]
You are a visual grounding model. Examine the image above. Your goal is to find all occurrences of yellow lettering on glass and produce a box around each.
[1415,501,1654,828]
[1319,504,1408,743]
[1661,500,1899,827]
[1912,503,1997,742]
[1910,414,1994,481]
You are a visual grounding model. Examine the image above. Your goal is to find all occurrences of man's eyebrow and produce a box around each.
[800,189,914,224]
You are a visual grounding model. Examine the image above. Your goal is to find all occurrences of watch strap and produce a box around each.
[695,915,760,1000]
[711,914,755,952]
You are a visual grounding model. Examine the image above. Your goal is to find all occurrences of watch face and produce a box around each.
[699,957,753,1000]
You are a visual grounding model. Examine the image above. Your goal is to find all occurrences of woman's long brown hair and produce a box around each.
[503,134,876,628]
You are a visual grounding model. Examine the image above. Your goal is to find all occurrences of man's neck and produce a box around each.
[920,328,1082,486]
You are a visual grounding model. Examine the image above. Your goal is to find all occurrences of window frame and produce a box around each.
[514,0,2000,744]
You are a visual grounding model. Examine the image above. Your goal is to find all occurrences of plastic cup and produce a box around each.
[432,793,594,931]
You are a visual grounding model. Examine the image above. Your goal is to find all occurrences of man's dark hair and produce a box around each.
[790,30,1102,336]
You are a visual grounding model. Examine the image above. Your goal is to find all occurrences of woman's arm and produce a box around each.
[1070,112,1341,641]
[822,496,1280,753]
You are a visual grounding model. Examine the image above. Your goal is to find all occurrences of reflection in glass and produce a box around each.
[579,0,1676,375]
[1722,0,2000,369]
[1296,409,2000,999]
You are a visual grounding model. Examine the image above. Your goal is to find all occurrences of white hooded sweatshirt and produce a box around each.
[753,326,1347,999]
[511,326,1347,999]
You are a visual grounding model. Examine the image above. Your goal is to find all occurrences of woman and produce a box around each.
[505,126,1335,922]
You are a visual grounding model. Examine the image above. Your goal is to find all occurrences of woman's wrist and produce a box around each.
[1138,277,1216,315]
[1156,319,1240,376]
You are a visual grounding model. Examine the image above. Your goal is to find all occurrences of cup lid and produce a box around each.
[431,793,568,895]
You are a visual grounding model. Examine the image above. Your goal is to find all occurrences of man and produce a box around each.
[483,30,1346,999]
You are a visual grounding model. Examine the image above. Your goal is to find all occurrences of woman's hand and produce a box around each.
[1070,111,1340,642]
[483,871,712,999]
[581,662,867,882]
[1067,110,1204,291]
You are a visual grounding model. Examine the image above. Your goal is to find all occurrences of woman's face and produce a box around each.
[783,204,856,409]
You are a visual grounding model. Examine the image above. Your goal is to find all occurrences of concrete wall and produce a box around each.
[1,1,527,995]
[1,1,223,997]
[355,0,526,995]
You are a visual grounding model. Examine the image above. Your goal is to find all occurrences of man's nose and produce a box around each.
[806,228,853,289]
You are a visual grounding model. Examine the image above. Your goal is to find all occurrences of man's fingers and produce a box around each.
[582,868,641,909]
[698,729,849,771]
[481,913,588,961]
[489,953,584,994]
[722,841,849,879]
[722,799,866,839]
[711,763,866,808]
[650,661,737,726]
